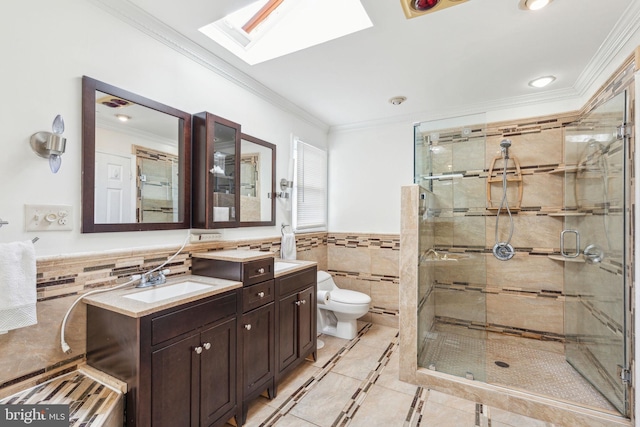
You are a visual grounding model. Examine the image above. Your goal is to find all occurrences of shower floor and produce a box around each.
[418,329,618,413]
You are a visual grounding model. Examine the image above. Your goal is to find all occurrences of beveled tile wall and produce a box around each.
[0,233,327,398]
[428,118,580,345]
[327,233,401,328]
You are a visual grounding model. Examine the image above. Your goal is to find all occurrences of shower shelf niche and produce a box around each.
[547,254,585,263]
[547,212,588,217]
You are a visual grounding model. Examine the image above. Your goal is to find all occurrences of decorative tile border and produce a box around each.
[1,371,122,427]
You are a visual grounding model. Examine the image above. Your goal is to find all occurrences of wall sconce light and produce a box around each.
[30,115,66,174]
[268,178,294,199]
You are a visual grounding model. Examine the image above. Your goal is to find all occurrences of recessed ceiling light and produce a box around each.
[519,0,552,11]
[389,96,407,105]
[115,114,131,122]
[528,75,556,88]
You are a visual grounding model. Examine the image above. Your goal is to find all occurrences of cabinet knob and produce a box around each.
[244,324,252,330]
[301,299,307,305]
[203,342,211,350]
[257,291,265,298]
[257,268,265,274]
[295,301,301,306]
[194,346,203,354]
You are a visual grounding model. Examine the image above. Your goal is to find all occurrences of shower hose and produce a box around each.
[493,153,515,261]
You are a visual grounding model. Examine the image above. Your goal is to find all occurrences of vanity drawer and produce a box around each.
[277,267,316,296]
[243,258,274,286]
[242,280,274,312]
[151,292,236,345]
[192,256,274,285]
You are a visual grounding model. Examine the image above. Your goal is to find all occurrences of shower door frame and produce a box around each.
[562,87,633,416]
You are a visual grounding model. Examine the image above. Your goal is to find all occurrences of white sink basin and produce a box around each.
[274,261,299,272]
[124,281,212,304]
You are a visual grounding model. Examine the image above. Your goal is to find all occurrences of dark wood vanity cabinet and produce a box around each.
[275,266,317,380]
[86,290,240,427]
[193,255,276,423]
[191,254,317,423]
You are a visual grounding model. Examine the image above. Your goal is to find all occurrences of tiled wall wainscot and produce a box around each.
[0,233,327,398]
[327,234,401,328]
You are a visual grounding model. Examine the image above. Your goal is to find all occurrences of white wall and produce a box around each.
[328,121,414,233]
[1,0,327,256]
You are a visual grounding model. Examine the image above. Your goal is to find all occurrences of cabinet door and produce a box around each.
[192,112,241,229]
[277,293,298,372]
[242,303,275,395]
[152,334,201,427]
[297,286,316,356]
[200,317,237,427]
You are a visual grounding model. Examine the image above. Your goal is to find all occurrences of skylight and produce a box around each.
[199,0,373,65]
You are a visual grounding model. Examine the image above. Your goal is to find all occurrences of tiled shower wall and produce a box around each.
[424,120,578,350]
[0,231,402,398]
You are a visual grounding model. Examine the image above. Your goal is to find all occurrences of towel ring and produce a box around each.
[281,223,292,236]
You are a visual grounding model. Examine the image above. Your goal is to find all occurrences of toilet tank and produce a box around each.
[316,271,335,291]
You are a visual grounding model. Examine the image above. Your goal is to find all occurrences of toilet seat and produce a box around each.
[329,289,371,304]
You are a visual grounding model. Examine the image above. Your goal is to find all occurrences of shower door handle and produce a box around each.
[560,229,580,258]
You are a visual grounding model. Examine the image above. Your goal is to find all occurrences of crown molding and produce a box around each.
[87,0,329,132]
[89,0,640,136]
[331,1,640,135]
[573,0,640,98]
[330,86,581,134]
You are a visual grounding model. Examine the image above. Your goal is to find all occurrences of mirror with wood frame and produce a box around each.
[81,76,191,232]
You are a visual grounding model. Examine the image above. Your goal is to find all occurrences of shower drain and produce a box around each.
[494,361,510,368]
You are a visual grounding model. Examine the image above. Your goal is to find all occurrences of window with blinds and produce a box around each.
[292,139,327,232]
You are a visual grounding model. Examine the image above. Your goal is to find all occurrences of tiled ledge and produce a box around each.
[0,368,124,427]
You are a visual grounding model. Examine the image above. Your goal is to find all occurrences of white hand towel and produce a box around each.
[0,240,37,333]
[281,232,297,260]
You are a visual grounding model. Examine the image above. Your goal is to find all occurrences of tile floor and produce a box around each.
[233,323,560,427]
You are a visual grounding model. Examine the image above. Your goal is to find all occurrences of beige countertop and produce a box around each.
[192,249,275,262]
[273,258,317,278]
[83,274,242,318]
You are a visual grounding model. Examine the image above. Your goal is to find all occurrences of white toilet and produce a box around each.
[316,271,371,340]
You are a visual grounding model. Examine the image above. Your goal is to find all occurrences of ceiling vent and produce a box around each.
[96,95,134,109]
[400,0,469,19]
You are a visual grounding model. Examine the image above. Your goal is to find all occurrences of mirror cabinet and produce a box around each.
[81,76,192,233]
[192,112,276,229]
[82,79,276,232]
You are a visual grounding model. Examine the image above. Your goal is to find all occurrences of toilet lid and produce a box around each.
[329,289,371,304]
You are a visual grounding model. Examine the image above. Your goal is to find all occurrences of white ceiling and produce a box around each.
[112,0,637,129]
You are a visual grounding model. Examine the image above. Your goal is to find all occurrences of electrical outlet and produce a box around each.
[190,233,222,242]
[25,204,73,231]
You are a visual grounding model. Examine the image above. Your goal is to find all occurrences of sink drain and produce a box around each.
[494,361,510,368]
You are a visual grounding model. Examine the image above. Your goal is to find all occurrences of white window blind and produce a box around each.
[292,139,327,232]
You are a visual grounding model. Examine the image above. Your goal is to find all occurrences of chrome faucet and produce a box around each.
[136,269,169,288]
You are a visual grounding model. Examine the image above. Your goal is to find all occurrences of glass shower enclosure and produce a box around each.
[413,92,631,416]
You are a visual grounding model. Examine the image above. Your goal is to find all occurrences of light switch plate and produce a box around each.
[25,204,73,231]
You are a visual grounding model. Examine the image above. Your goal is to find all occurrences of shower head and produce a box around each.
[500,139,512,158]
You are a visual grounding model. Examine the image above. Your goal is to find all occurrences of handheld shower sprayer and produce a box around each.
[493,139,515,261]
[500,139,512,159]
